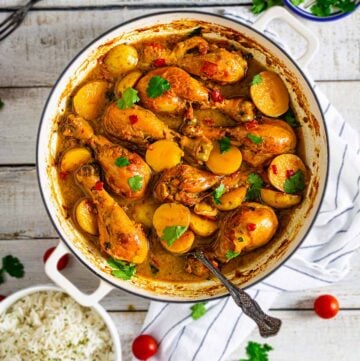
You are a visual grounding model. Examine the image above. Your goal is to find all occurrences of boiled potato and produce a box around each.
[132,199,158,228]
[73,81,109,120]
[194,202,218,219]
[268,154,306,193]
[104,44,138,76]
[261,188,301,209]
[145,140,184,172]
[75,198,98,235]
[250,71,289,117]
[160,230,195,254]
[215,186,247,211]
[60,147,92,173]
[153,203,190,238]
[206,142,242,175]
[115,70,142,97]
[189,213,218,237]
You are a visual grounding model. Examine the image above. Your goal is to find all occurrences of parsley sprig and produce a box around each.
[245,173,264,201]
[107,257,136,280]
[161,226,188,246]
[115,156,130,167]
[146,76,171,98]
[190,302,207,320]
[128,175,143,192]
[283,109,301,129]
[247,133,263,145]
[213,184,226,205]
[219,136,231,154]
[0,255,25,284]
[284,169,305,194]
[116,87,140,109]
[251,74,263,85]
[239,341,273,361]
[226,250,240,260]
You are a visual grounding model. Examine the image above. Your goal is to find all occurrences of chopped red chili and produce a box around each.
[95,181,104,191]
[247,223,256,231]
[271,164,278,175]
[59,171,69,180]
[210,89,224,102]
[0,295,6,302]
[129,114,139,125]
[245,120,258,130]
[153,58,166,67]
[286,169,295,178]
[200,61,217,77]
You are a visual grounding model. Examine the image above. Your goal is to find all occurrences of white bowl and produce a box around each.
[0,284,122,361]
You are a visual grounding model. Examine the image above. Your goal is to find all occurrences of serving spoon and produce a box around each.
[191,249,282,337]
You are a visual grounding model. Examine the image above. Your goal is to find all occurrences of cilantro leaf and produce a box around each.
[291,0,304,5]
[247,133,263,145]
[213,184,225,205]
[0,98,4,110]
[251,74,263,85]
[239,341,273,361]
[146,76,171,98]
[219,136,231,154]
[0,255,25,284]
[114,156,130,167]
[283,109,301,128]
[116,87,139,109]
[251,0,283,14]
[226,250,240,260]
[107,257,136,280]
[245,173,264,201]
[161,226,188,246]
[190,302,207,320]
[128,175,143,192]
[284,169,305,194]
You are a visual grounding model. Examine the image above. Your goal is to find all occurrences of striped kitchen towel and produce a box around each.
[134,8,360,361]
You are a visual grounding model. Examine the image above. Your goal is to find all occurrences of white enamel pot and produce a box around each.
[37,7,328,306]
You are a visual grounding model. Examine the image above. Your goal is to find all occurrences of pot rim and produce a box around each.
[36,10,329,303]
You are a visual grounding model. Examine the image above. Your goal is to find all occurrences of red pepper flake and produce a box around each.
[286,169,295,178]
[204,118,215,126]
[95,181,104,191]
[43,247,69,271]
[210,89,224,102]
[271,164,278,175]
[247,223,256,232]
[0,295,6,302]
[245,120,258,130]
[153,58,166,67]
[200,61,217,77]
[129,114,138,125]
[59,171,69,180]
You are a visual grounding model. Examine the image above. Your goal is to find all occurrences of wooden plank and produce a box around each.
[0,81,359,165]
[105,311,360,361]
[0,239,359,309]
[0,8,358,86]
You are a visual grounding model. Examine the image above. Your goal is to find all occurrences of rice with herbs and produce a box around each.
[0,291,114,361]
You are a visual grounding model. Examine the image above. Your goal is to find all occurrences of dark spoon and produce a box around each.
[192,249,282,337]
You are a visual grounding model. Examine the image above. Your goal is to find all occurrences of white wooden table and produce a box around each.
[0,1,359,360]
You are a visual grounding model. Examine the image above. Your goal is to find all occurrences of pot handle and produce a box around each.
[45,241,114,307]
[252,6,319,69]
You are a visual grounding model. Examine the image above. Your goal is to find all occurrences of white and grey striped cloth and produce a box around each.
[134,9,360,361]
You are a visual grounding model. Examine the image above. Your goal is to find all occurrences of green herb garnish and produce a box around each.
[0,255,25,284]
[290,0,304,5]
[247,133,263,144]
[107,258,136,280]
[245,173,264,201]
[311,0,356,16]
[190,302,207,320]
[213,184,226,205]
[128,175,143,192]
[114,156,130,167]
[226,250,240,260]
[116,87,140,109]
[251,0,282,14]
[146,76,171,98]
[188,27,203,37]
[283,109,301,128]
[219,136,231,154]
[239,341,273,361]
[284,169,305,194]
[251,74,263,85]
[0,99,4,110]
[161,226,188,246]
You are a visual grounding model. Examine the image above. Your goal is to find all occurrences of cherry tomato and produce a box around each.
[0,295,6,302]
[43,247,69,271]
[314,294,339,319]
[132,334,158,360]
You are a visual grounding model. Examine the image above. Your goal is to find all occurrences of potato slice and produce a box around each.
[115,70,143,97]
[261,188,301,209]
[268,154,306,192]
[215,186,247,211]
[160,230,195,254]
[73,81,109,120]
[75,199,98,235]
[104,44,138,76]
[145,140,184,172]
[60,147,92,173]
[250,71,289,117]
[194,202,218,219]
[190,213,218,237]
[132,199,158,228]
[206,142,242,175]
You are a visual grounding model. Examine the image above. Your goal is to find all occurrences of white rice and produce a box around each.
[0,291,114,361]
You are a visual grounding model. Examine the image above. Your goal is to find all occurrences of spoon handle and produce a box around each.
[194,250,281,337]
